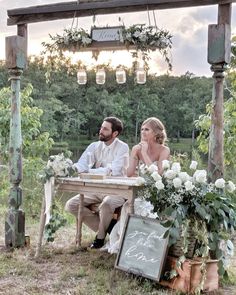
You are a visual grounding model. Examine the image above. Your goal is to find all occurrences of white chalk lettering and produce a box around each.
[125,245,159,263]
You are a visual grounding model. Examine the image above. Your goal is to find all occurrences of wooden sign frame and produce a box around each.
[91,26,123,42]
[115,214,169,281]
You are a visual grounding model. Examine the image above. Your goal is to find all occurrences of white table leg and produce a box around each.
[128,188,136,214]
[76,193,84,246]
[35,195,46,258]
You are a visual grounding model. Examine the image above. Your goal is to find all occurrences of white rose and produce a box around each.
[162,160,170,170]
[173,177,182,189]
[63,36,69,44]
[190,161,198,170]
[147,164,158,173]
[165,169,176,180]
[140,164,147,175]
[126,32,132,41]
[171,162,181,173]
[193,170,207,184]
[139,33,147,42]
[133,31,141,38]
[178,172,189,183]
[215,178,226,189]
[226,181,236,193]
[136,177,146,186]
[151,171,162,181]
[185,180,194,191]
[82,36,92,45]
[155,180,165,190]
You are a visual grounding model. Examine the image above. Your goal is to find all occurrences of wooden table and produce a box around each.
[35,176,141,257]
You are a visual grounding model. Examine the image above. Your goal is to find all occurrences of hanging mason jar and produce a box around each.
[96,68,106,85]
[116,67,126,84]
[77,69,87,85]
[136,68,146,84]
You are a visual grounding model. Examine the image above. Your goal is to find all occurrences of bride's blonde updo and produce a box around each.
[142,117,167,144]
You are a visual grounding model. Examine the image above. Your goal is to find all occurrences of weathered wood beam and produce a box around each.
[207,3,232,181]
[7,0,236,26]
[5,35,27,248]
[57,41,136,52]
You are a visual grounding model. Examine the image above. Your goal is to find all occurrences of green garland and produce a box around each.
[42,24,172,71]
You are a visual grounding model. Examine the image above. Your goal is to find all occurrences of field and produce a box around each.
[1,206,236,295]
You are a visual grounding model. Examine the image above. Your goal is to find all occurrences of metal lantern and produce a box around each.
[96,68,106,84]
[77,69,87,85]
[116,67,126,84]
[136,68,146,84]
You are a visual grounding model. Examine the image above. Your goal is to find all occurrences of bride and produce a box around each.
[103,117,170,253]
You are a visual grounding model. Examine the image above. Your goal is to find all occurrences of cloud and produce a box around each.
[1,1,236,77]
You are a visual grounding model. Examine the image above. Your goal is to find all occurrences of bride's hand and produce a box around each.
[138,141,149,154]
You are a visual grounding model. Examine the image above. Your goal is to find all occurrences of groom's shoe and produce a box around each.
[90,237,105,249]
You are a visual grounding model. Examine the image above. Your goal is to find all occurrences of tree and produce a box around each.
[0,83,53,162]
[195,35,236,178]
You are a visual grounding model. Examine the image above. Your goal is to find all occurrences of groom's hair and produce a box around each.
[104,117,123,135]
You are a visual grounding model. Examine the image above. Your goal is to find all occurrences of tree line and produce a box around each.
[0,56,214,146]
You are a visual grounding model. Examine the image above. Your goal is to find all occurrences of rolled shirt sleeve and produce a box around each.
[73,142,97,173]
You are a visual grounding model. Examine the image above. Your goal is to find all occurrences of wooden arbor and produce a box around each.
[5,0,235,248]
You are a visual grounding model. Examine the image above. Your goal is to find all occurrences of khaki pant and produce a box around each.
[65,194,125,239]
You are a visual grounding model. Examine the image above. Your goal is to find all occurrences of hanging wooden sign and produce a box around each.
[91,26,123,42]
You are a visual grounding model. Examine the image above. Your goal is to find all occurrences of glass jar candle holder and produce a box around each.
[116,68,126,84]
[77,69,87,85]
[96,68,106,85]
[136,68,146,84]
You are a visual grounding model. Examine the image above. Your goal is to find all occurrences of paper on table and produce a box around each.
[80,173,106,180]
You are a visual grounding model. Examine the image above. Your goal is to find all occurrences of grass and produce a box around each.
[168,138,194,154]
[1,210,236,295]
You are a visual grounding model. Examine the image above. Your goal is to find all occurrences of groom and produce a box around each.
[65,116,129,248]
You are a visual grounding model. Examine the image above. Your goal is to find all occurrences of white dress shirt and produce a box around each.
[74,138,129,176]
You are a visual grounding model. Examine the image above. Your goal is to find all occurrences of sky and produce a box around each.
[1,0,236,77]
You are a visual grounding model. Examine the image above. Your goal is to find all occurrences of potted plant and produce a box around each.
[137,160,236,284]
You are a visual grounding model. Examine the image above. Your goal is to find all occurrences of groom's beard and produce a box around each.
[99,133,113,142]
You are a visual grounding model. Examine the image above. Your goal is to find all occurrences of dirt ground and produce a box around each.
[1,220,236,295]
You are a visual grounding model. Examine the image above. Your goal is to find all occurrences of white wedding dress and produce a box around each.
[102,198,158,254]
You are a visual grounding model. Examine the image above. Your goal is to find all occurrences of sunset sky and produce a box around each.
[1,0,236,76]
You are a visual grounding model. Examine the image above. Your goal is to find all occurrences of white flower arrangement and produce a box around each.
[39,153,76,183]
[42,28,92,52]
[138,160,236,276]
[42,24,172,70]
[38,153,76,242]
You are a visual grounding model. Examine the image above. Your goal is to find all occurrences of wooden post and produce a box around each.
[5,27,27,248]
[207,4,231,182]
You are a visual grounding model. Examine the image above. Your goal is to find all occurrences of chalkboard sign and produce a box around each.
[115,214,169,281]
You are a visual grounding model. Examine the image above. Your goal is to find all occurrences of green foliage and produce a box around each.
[0,83,55,215]
[22,157,45,217]
[0,165,9,208]
[0,83,54,161]
[44,205,67,242]
[0,55,213,147]
[195,94,236,172]
[138,161,236,277]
